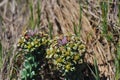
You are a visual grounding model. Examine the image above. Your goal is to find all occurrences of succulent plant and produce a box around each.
[46,35,86,77]
[17,30,86,79]
[17,30,49,80]
[17,30,49,53]
[20,54,38,80]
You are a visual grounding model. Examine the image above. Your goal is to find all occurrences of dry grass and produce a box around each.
[0,0,119,80]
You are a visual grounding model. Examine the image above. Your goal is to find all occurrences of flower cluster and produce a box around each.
[17,30,49,53]
[17,30,49,80]
[46,35,86,75]
[17,30,86,79]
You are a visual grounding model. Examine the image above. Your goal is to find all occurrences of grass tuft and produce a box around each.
[87,57,100,80]
[0,42,2,69]
[48,20,53,39]
[101,1,108,35]
[115,42,120,80]
[29,0,35,29]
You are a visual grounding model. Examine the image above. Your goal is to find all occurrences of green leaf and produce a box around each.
[94,58,100,80]
[24,61,31,70]
[21,69,27,79]
[31,71,35,77]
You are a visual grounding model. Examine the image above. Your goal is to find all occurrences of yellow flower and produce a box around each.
[19,38,24,44]
[79,44,85,51]
[34,39,39,45]
[50,47,53,52]
[56,49,60,52]
[27,43,32,49]
[73,44,78,50]
[67,47,71,51]
[56,58,63,63]
[65,64,71,71]
[65,51,70,56]
[46,49,54,58]
[74,54,80,61]
[69,43,74,47]
[46,49,50,55]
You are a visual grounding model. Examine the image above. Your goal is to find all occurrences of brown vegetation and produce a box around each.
[0,0,118,79]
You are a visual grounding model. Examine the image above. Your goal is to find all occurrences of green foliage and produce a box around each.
[17,30,87,79]
[73,2,82,37]
[94,58,100,80]
[46,35,86,78]
[29,0,41,29]
[115,42,120,80]
[21,54,38,80]
[37,0,41,27]
[118,3,120,25]
[101,1,108,35]
[73,23,78,36]
[48,20,53,39]
[0,42,2,68]
[101,1,113,42]
[17,30,49,80]
[29,0,35,29]
[78,1,82,37]
[87,58,100,80]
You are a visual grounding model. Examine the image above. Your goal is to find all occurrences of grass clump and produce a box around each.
[115,41,120,80]
[0,42,2,68]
